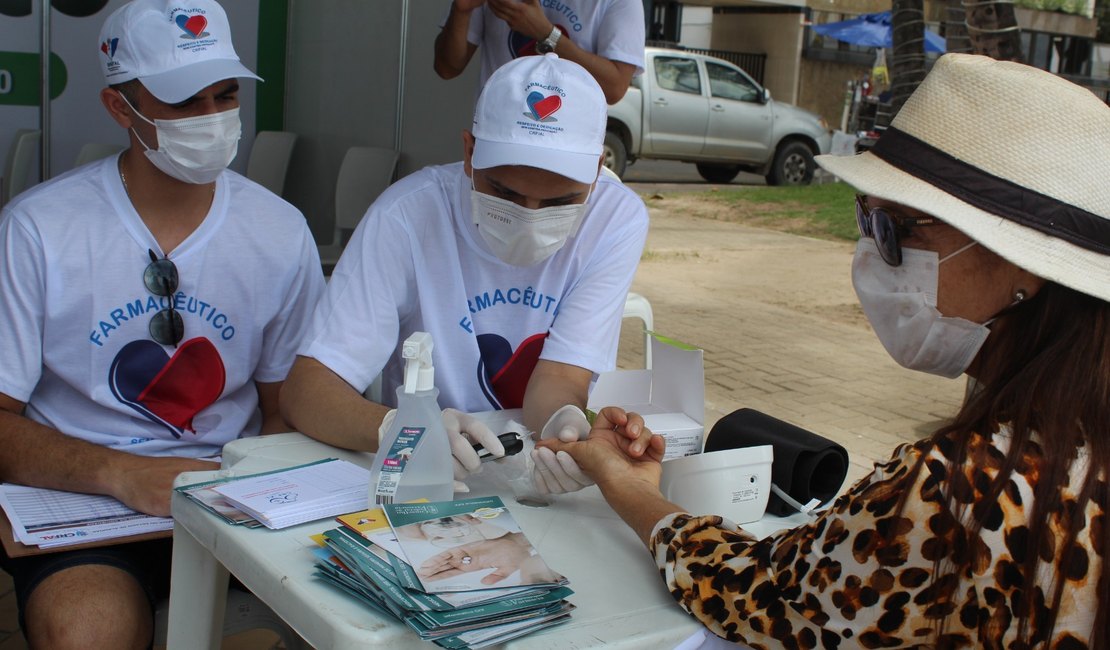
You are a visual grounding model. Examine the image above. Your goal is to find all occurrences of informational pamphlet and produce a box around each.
[383,496,566,594]
[312,497,573,648]
[208,458,370,529]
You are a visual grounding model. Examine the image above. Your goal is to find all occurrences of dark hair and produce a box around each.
[897,281,1108,647]
[109,79,143,109]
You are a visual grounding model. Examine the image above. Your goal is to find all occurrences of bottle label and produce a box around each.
[374,426,425,503]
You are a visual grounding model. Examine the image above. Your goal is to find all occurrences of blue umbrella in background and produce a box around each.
[812,11,946,53]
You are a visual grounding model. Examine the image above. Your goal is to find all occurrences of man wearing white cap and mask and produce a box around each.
[0,1,323,645]
[283,53,649,497]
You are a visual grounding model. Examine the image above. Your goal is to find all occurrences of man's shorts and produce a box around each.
[0,537,173,630]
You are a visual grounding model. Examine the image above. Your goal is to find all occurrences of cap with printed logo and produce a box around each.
[471,53,606,185]
[98,0,260,104]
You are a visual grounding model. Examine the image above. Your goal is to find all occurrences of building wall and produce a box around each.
[797,59,871,129]
[710,11,805,104]
[680,6,713,48]
[282,0,477,244]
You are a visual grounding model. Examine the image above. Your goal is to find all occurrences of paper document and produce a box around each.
[212,458,370,529]
[0,484,172,549]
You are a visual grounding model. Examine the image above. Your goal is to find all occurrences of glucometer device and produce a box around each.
[473,432,525,462]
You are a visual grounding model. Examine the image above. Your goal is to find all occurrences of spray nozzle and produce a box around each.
[402,331,435,394]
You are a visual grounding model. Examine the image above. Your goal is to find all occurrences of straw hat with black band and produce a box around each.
[817,53,1110,303]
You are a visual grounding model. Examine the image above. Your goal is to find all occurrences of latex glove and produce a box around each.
[442,408,504,482]
[378,408,503,493]
[532,405,594,495]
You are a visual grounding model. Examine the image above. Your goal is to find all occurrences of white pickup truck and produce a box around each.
[607,47,832,185]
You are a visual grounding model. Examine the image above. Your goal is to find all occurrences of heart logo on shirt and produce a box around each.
[109,338,226,438]
[176,14,209,38]
[526,92,562,122]
[476,332,547,409]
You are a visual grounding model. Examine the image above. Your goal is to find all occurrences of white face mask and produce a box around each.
[470,183,591,267]
[121,93,241,185]
[851,238,989,379]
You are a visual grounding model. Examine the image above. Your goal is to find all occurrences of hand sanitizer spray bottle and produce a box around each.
[369,332,454,505]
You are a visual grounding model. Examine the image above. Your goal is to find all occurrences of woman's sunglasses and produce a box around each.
[854,194,939,267]
[143,249,184,347]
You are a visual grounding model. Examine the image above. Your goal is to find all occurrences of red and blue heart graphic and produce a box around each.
[100,38,118,58]
[109,338,226,438]
[175,14,208,38]
[476,332,547,409]
[526,92,562,122]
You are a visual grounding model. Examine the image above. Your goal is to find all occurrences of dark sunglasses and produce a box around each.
[143,249,183,347]
[854,194,939,266]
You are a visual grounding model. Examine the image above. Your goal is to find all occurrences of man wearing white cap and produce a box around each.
[0,0,323,645]
[283,53,649,496]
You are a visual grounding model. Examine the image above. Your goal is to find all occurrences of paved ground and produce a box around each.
[0,176,967,649]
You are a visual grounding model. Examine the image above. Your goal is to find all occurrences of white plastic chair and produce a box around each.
[623,292,654,369]
[74,142,125,167]
[2,129,41,208]
[154,587,308,649]
[319,146,399,271]
[246,131,298,197]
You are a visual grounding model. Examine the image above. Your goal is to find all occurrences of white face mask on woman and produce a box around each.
[851,237,990,378]
[470,184,591,267]
[120,93,241,185]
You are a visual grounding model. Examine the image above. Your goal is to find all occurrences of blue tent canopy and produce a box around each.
[812,11,946,53]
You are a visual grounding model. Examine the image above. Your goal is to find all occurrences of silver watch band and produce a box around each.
[541,25,561,52]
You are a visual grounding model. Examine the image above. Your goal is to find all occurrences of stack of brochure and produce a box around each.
[312,496,573,649]
[205,459,370,529]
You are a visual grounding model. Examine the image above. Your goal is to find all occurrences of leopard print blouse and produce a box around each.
[651,428,1102,648]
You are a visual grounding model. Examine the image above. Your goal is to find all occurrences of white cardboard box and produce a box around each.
[587,336,705,460]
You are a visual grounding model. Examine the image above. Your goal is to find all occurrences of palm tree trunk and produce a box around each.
[964,0,1024,62]
[943,0,973,54]
[887,0,929,121]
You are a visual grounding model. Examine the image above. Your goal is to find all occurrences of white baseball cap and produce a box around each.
[98,0,261,104]
[471,53,606,185]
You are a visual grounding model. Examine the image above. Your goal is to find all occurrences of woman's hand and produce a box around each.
[417,533,533,585]
[536,406,666,492]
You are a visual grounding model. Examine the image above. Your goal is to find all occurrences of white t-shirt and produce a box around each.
[0,156,325,458]
[299,162,648,413]
[461,0,646,88]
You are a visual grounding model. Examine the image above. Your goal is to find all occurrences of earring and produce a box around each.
[1013,289,1027,302]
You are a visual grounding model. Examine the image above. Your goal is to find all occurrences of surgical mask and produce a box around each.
[852,238,990,379]
[121,93,240,185]
[470,184,591,267]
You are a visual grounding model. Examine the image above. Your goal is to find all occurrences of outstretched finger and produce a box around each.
[593,406,628,428]
[481,567,514,585]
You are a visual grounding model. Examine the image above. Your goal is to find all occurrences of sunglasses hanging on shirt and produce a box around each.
[143,249,184,347]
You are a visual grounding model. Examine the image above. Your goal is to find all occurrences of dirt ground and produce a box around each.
[633,189,868,332]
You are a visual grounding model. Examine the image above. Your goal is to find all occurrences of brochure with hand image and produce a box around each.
[382,496,566,594]
[311,498,573,648]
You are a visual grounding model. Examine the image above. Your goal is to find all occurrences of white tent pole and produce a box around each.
[395,0,407,155]
[39,0,51,180]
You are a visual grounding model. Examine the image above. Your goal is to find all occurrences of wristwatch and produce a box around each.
[535,25,561,54]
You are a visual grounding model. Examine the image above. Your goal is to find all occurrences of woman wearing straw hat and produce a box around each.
[538,53,1108,647]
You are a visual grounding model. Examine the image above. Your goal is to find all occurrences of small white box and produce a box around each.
[588,336,704,460]
[660,445,774,524]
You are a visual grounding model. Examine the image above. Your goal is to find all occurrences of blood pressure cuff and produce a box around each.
[704,408,849,517]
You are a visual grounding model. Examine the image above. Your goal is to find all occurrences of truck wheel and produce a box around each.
[766,141,815,186]
[603,131,627,179]
[695,164,742,184]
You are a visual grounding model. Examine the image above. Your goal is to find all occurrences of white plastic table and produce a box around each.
[167,425,804,649]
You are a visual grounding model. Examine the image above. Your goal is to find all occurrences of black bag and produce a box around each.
[704,409,849,517]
